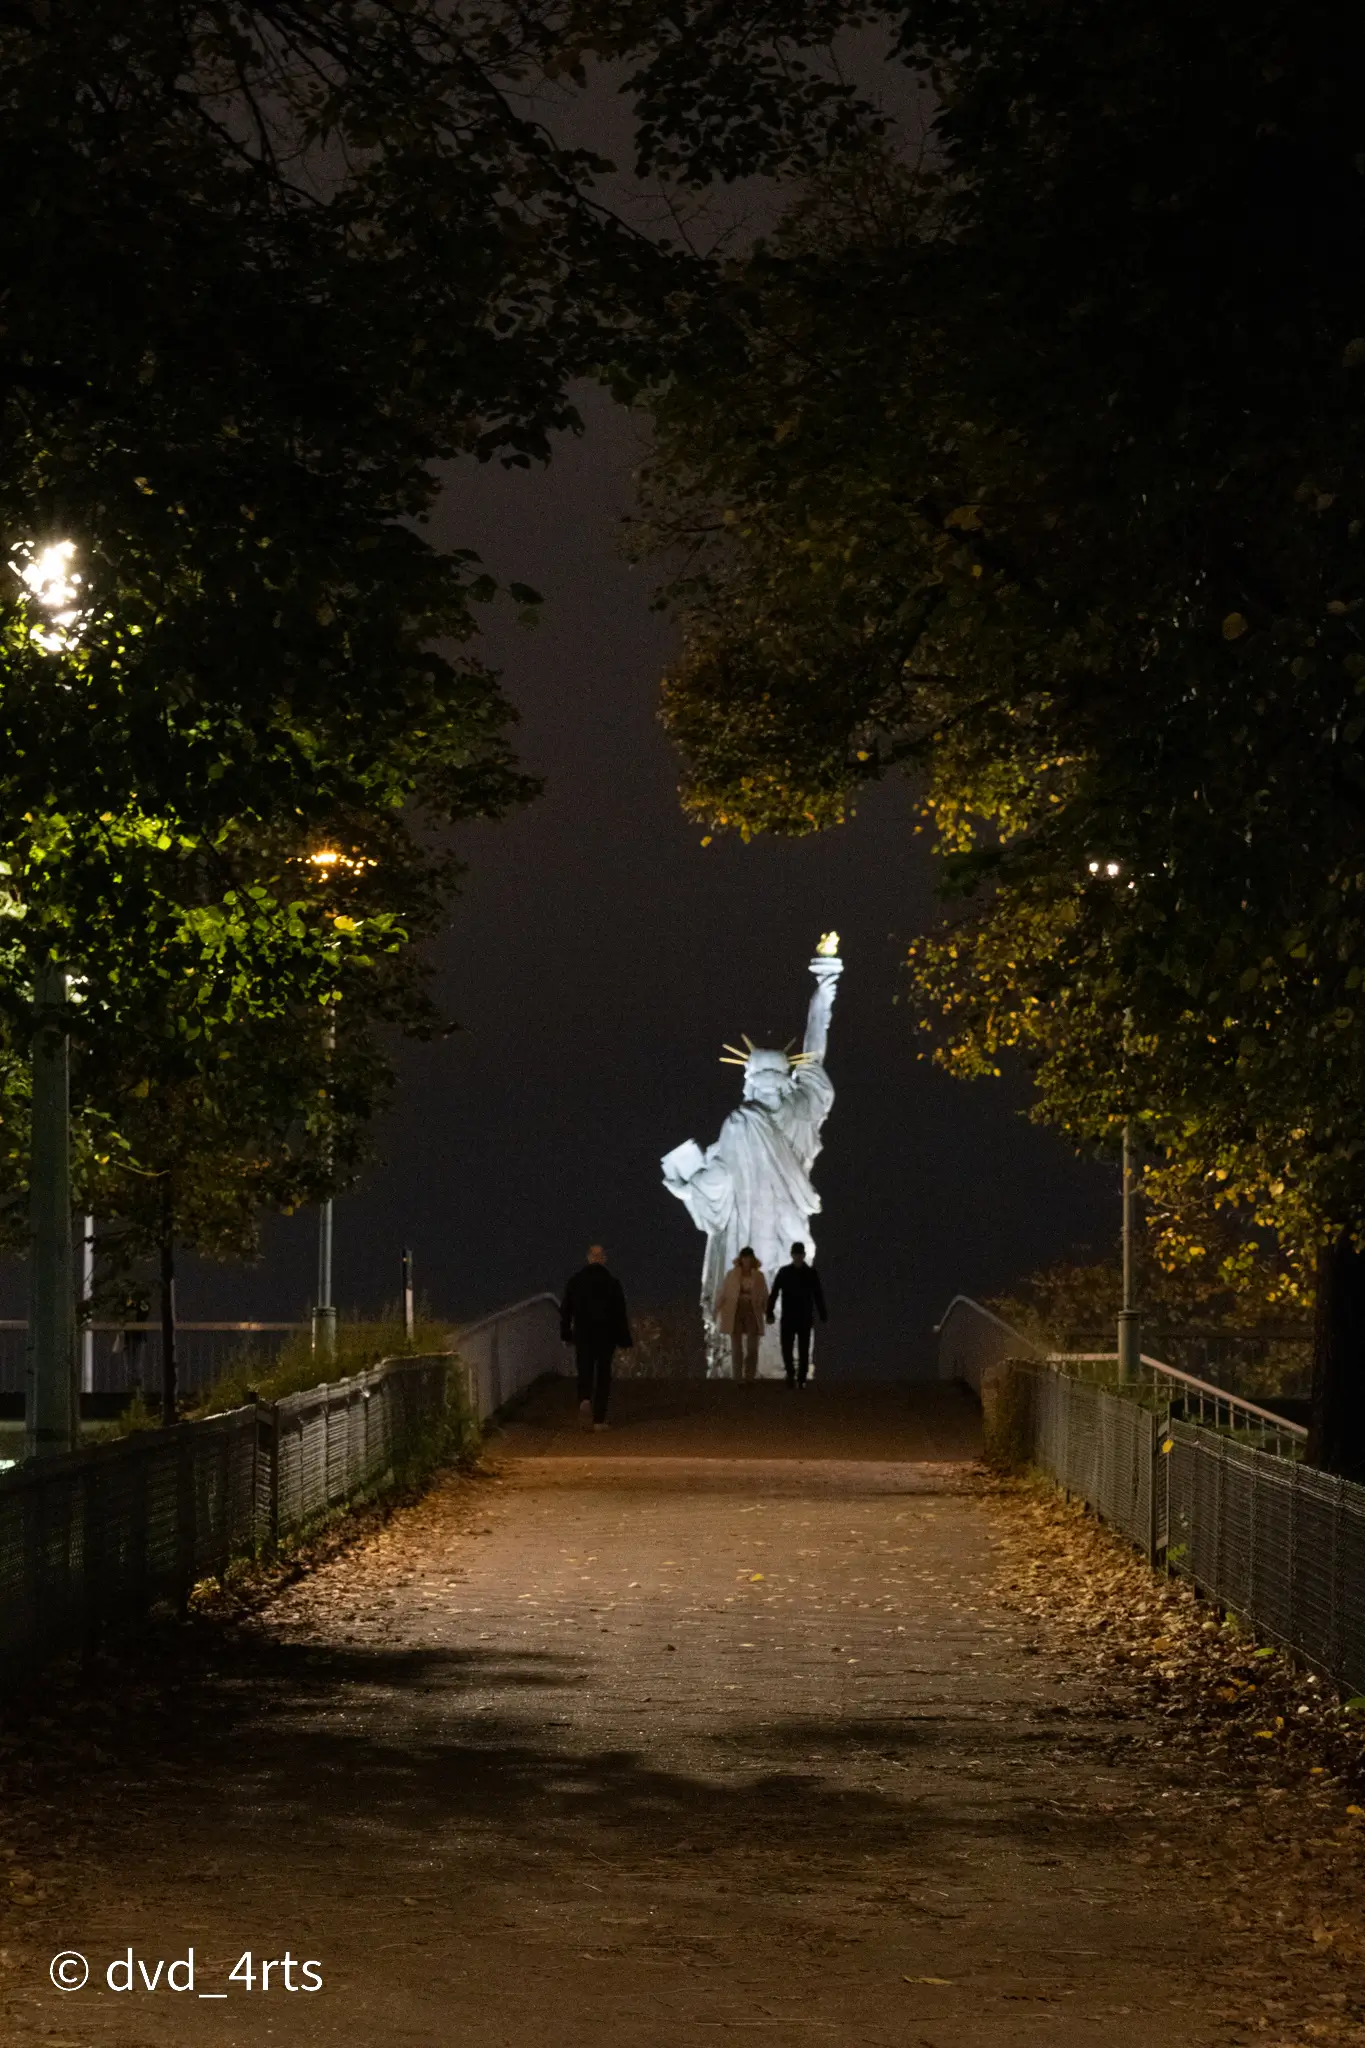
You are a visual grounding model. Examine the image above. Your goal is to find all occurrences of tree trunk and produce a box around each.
[1308,1231,1365,1478]
[159,1177,178,1427]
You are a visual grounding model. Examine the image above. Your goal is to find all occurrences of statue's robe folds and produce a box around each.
[668,1063,834,1377]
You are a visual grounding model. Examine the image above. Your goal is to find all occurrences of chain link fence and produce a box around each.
[1164,1417,1365,1693]
[265,1355,452,1538]
[1,1404,263,1672]
[993,1358,1365,1698]
[0,1354,452,1678]
[0,1286,569,1682]
[1025,1365,1162,1558]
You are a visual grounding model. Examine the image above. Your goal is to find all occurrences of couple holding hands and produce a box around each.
[716,1242,827,1386]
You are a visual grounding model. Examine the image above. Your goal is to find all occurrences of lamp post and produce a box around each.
[401,1247,415,1342]
[301,846,372,1360]
[1088,863,1142,1383]
[12,542,87,1459]
[80,1214,95,1396]
[26,960,77,1458]
[1116,998,1142,1383]
[1118,1112,1141,1382]
[313,1012,337,1362]
[304,846,358,1363]
[315,1202,336,1358]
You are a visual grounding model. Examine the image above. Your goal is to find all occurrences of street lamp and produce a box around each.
[314,1007,337,1363]
[28,959,76,1456]
[1088,858,1141,1383]
[13,540,86,653]
[10,539,87,1457]
[304,848,369,1361]
[1117,1070,1141,1383]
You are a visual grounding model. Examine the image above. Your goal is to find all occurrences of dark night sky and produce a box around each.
[4,391,1112,1373]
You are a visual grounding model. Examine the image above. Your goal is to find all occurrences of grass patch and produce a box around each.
[188,1315,457,1418]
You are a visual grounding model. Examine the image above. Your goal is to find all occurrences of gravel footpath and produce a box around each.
[0,1378,1356,2047]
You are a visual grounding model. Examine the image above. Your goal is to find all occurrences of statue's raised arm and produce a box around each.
[802,930,844,1064]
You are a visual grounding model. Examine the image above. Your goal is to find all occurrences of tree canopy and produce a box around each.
[629,2,1365,1461]
[0,0,893,1294]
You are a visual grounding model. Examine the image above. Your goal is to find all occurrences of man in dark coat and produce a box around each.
[766,1240,827,1387]
[560,1244,633,1430]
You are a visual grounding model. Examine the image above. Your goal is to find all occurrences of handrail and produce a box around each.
[0,1320,303,1332]
[1046,1347,1308,1456]
[1139,1353,1307,1438]
[933,1293,1041,1347]
[454,1291,560,1341]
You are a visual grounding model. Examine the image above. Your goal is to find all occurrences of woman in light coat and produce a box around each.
[715,1247,768,1382]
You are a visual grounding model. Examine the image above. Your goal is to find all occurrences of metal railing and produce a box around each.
[940,1296,1365,1692]
[1048,1348,1309,1460]
[1047,1324,1311,1397]
[0,1354,451,1678]
[0,1321,304,1398]
[995,1358,1365,1699]
[453,1292,564,1420]
[1,1292,566,1409]
[1028,1365,1162,1556]
[935,1293,1042,1394]
[0,1286,569,1682]
[0,1406,260,1672]
[1164,1418,1365,1692]
[265,1354,451,1540]
[936,1298,1307,1461]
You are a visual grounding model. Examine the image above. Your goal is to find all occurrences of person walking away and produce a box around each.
[767,1241,827,1387]
[561,1244,633,1430]
[715,1247,768,1382]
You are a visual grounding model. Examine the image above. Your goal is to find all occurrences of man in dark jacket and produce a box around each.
[766,1241,827,1387]
[560,1244,633,1430]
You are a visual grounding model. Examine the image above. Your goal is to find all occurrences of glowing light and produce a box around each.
[22,540,81,613]
[816,930,840,956]
[11,539,86,653]
[305,848,373,874]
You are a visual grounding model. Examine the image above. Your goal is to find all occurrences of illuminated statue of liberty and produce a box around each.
[662,936,843,1378]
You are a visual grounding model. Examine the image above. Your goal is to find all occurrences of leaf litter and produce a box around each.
[990,1475,1365,2044]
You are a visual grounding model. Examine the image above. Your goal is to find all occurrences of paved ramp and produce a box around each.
[501,1374,982,1462]
[4,1378,1236,2047]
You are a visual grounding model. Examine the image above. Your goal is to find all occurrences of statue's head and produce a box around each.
[740,1047,791,1110]
[720,1035,813,1111]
